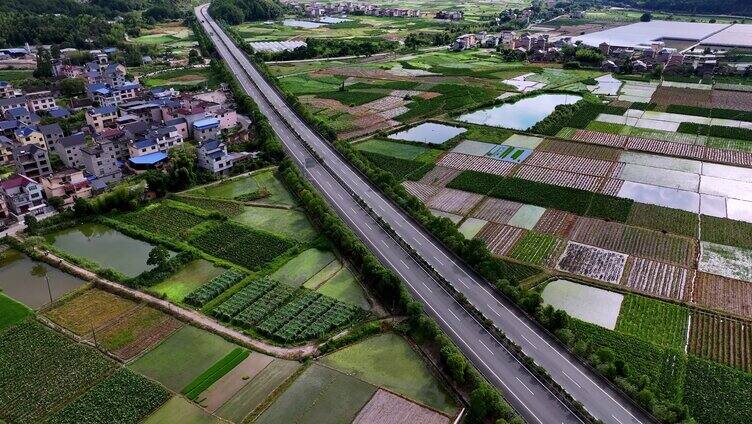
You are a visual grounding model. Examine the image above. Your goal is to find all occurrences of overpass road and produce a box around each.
[196,5,652,424]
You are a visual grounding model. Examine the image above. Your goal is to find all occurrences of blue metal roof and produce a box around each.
[49,107,70,118]
[128,151,167,165]
[193,117,220,130]
[7,107,29,117]
[133,138,157,149]
[91,105,117,115]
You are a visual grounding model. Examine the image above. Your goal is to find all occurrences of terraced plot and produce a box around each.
[689,312,752,372]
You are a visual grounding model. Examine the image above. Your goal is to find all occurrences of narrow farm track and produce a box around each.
[23,242,317,360]
[196,5,654,424]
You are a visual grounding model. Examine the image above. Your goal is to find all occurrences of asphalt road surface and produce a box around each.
[196,6,652,424]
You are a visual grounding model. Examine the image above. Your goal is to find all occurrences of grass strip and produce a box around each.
[182,347,249,400]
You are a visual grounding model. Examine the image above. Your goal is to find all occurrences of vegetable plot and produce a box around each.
[688,312,752,372]
[184,269,247,307]
[556,242,628,284]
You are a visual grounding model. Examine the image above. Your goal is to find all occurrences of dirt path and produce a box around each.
[25,242,318,360]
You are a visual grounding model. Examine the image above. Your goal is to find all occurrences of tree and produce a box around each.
[469,383,505,420]
[47,196,65,211]
[188,48,202,65]
[59,78,85,96]
[147,246,170,268]
[124,46,142,67]
[640,12,652,22]
[167,143,198,191]
[24,214,39,233]
[144,170,169,197]
[34,47,53,78]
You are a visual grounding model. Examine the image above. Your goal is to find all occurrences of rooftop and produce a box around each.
[193,116,220,130]
[128,151,167,166]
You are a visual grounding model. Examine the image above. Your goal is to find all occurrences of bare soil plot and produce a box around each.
[690,272,752,319]
[704,147,752,167]
[451,140,495,156]
[436,152,516,176]
[514,165,604,192]
[471,197,523,224]
[216,359,301,423]
[624,258,692,301]
[102,309,182,362]
[533,209,578,238]
[556,242,628,284]
[475,223,527,256]
[417,166,461,187]
[402,181,441,203]
[45,288,138,336]
[354,389,451,424]
[195,352,274,412]
[425,188,483,216]
[600,178,625,196]
[688,312,752,372]
[569,217,696,267]
[626,137,704,161]
[537,139,622,161]
[525,151,616,177]
[651,86,712,108]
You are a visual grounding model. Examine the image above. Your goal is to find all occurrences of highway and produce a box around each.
[196,5,652,424]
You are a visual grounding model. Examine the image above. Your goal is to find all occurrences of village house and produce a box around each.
[40,168,92,207]
[0,173,46,217]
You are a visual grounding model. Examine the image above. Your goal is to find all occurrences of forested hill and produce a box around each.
[586,0,752,17]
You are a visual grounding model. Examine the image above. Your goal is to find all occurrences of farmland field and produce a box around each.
[0,249,87,309]
[46,368,169,424]
[174,196,245,216]
[255,364,377,424]
[95,307,183,362]
[191,352,273,412]
[45,289,138,336]
[688,313,751,372]
[683,356,752,424]
[115,203,207,240]
[615,295,689,350]
[569,319,686,402]
[508,231,560,266]
[215,359,301,423]
[475,223,526,257]
[316,267,371,310]
[354,389,451,424]
[0,294,31,332]
[555,242,628,284]
[188,169,296,206]
[232,206,318,243]
[626,203,699,238]
[150,259,225,303]
[321,333,456,414]
[698,241,752,282]
[271,248,336,287]
[0,321,117,423]
[690,272,752,319]
[356,139,441,161]
[143,397,223,424]
[623,258,692,301]
[129,326,238,392]
[541,279,623,329]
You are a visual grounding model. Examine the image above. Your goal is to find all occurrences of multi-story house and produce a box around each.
[0,96,27,115]
[25,91,57,113]
[128,125,183,157]
[5,107,40,126]
[164,117,189,139]
[40,168,92,207]
[12,144,51,179]
[87,83,141,107]
[192,117,220,142]
[14,126,46,149]
[0,173,46,217]
[86,105,118,132]
[214,108,238,131]
[0,81,16,99]
[197,139,234,176]
[39,123,64,148]
[81,139,122,184]
[0,135,14,165]
[55,133,86,169]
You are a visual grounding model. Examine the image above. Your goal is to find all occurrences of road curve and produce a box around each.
[196,6,652,424]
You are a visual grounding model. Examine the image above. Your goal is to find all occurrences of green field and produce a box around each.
[143,68,219,89]
[151,259,225,303]
[232,206,318,243]
[116,203,208,240]
[321,333,456,414]
[189,169,296,206]
[615,295,690,350]
[271,248,336,287]
[0,69,33,83]
[256,364,376,424]
[182,348,249,400]
[508,231,560,266]
[356,139,442,161]
[144,397,223,424]
[215,359,301,423]
[316,267,370,310]
[129,326,238,392]
[0,293,31,332]
[684,356,752,424]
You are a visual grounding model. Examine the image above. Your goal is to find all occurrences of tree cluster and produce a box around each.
[208,0,283,25]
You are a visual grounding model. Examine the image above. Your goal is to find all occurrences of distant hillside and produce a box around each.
[586,0,752,17]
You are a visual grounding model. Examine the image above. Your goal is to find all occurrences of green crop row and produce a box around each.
[212,277,278,321]
[360,151,434,182]
[232,283,297,327]
[684,356,752,424]
[188,221,294,271]
[626,203,698,238]
[665,104,752,122]
[700,215,752,250]
[115,204,208,240]
[184,269,247,307]
[529,98,604,136]
[615,295,690,351]
[172,195,245,217]
[447,171,633,222]
[316,90,387,107]
[0,321,117,423]
[678,122,752,141]
[182,348,250,400]
[507,231,560,266]
[47,369,170,424]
